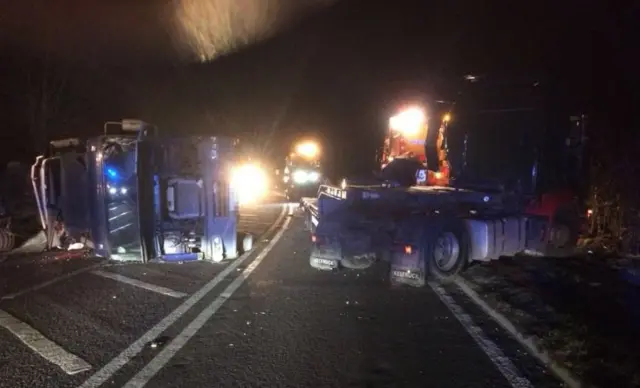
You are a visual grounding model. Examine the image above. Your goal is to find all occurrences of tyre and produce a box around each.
[236,232,253,255]
[421,218,470,282]
[545,205,580,257]
[304,212,317,233]
[242,233,253,253]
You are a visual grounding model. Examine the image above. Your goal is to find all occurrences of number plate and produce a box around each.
[391,269,422,280]
[313,258,338,267]
[310,257,338,269]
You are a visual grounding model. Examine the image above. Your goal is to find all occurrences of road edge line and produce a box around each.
[78,203,289,388]
[123,205,293,387]
[452,277,583,388]
[428,281,534,388]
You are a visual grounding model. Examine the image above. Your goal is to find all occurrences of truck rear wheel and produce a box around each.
[422,219,470,282]
[546,206,580,257]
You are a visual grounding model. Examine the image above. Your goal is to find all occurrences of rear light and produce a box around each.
[312,234,327,244]
[393,242,415,254]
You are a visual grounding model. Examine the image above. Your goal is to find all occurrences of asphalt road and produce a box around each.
[0,198,566,388]
[0,199,283,388]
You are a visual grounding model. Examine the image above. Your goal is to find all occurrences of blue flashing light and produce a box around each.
[105,166,120,180]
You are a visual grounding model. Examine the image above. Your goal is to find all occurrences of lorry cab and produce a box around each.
[28,120,240,263]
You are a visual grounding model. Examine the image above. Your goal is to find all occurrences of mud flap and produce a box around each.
[390,246,425,287]
[309,237,341,271]
[340,233,377,270]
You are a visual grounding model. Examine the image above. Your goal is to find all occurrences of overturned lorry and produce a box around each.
[301,79,588,286]
[26,120,241,263]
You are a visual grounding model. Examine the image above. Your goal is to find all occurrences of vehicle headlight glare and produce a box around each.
[230,163,269,204]
[308,171,320,182]
[293,170,308,183]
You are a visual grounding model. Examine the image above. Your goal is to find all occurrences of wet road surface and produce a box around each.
[0,201,565,388]
[0,201,284,388]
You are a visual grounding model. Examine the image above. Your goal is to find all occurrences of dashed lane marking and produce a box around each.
[91,270,188,298]
[1,263,103,301]
[0,309,92,375]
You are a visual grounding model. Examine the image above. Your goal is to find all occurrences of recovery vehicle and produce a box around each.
[302,79,587,286]
[23,119,250,263]
[283,140,324,202]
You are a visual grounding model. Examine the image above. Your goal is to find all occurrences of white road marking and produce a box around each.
[123,206,293,387]
[78,204,288,388]
[91,270,188,298]
[239,221,276,227]
[453,277,582,388]
[428,282,534,388]
[0,309,92,375]
[1,263,103,300]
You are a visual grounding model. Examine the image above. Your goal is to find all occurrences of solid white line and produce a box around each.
[428,282,534,388]
[123,207,292,387]
[91,270,188,298]
[453,277,582,388]
[78,204,288,388]
[1,263,103,300]
[0,309,92,375]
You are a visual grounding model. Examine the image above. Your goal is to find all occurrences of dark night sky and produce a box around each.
[0,0,635,178]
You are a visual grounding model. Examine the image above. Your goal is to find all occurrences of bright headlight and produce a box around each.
[107,185,128,196]
[230,163,268,204]
[308,171,320,182]
[293,170,308,183]
[292,170,321,184]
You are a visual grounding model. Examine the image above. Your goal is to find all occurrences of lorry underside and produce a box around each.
[26,121,240,263]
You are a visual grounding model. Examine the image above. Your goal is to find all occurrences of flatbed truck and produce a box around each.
[301,78,587,285]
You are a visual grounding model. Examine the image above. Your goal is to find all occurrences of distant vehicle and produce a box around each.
[283,140,324,202]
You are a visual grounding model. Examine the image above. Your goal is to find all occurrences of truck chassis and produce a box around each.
[301,183,579,286]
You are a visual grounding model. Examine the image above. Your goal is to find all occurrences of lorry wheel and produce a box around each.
[304,212,317,233]
[422,219,470,282]
[236,232,253,255]
[242,233,253,253]
[304,213,312,231]
[546,206,580,257]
